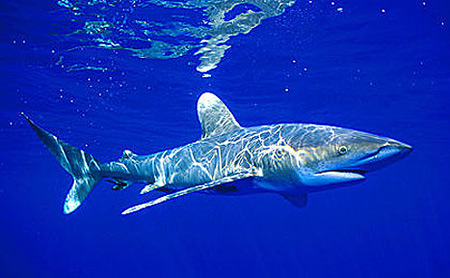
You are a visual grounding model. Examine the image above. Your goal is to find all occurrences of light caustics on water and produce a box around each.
[56,0,296,73]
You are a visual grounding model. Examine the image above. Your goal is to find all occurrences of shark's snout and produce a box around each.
[354,139,412,172]
[380,140,413,162]
[388,140,413,156]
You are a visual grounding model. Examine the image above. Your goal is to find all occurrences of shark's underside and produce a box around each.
[25,93,412,215]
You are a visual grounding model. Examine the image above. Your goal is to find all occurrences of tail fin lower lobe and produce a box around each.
[24,114,102,214]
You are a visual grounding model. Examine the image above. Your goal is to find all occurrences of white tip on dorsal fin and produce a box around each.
[197,92,241,139]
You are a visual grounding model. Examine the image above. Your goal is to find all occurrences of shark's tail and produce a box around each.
[24,114,102,214]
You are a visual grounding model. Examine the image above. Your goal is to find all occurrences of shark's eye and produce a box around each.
[338,146,348,155]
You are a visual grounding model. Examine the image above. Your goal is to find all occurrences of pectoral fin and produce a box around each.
[280,193,308,208]
[122,171,257,215]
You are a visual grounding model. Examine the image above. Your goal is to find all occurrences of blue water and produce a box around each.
[1,0,449,277]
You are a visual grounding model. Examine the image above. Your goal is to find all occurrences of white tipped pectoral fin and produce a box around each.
[123,183,214,215]
[122,171,258,215]
[307,171,365,186]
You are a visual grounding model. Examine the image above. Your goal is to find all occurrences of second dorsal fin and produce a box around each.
[197,92,241,139]
[120,149,136,161]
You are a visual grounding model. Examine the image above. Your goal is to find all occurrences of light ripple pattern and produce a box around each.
[56,0,296,72]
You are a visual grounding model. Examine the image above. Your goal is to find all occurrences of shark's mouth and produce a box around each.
[318,169,368,175]
[310,168,368,186]
[330,169,368,175]
[316,169,368,180]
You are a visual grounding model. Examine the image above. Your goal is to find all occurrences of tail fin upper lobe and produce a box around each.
[24,114,102,214]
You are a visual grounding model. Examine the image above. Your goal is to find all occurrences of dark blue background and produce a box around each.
[1,0,449,277]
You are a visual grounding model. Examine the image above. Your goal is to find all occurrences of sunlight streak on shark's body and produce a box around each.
[24,93,412,215]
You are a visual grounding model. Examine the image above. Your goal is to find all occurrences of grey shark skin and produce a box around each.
[25,93,412,215]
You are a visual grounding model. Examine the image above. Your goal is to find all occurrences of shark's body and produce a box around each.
[25,93,412,215]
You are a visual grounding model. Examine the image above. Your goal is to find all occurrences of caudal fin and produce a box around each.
[24,114,102,214]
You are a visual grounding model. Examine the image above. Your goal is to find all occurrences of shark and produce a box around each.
[24,92,412,215]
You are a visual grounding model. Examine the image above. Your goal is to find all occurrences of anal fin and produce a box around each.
[106,179,132,191]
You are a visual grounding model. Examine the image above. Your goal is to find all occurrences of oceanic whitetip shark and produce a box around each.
[24,93,412,215]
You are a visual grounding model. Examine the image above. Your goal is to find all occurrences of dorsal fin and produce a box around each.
[197,92,241,139]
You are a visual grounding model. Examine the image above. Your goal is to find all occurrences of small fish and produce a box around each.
[24,93,412,215]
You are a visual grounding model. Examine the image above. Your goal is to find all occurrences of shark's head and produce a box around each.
[196,93,412,192]
[288,126,413,187]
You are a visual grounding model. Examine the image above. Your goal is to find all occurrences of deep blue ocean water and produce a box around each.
[1,0,449,277]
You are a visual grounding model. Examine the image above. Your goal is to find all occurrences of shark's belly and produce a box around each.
[206,178,260,195]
